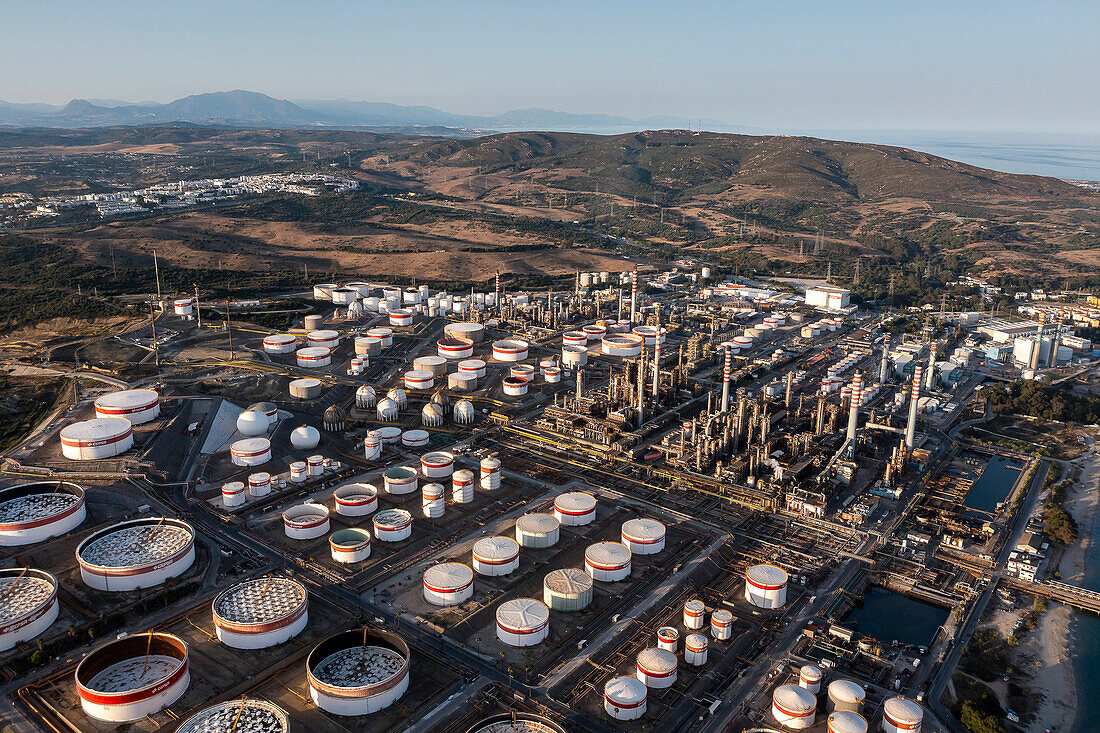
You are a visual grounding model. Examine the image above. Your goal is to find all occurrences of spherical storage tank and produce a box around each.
[554,491,596,526]
[94,389,160,425]
[212,576,308,650]
[772,684,816,729]
[636,648,677,688]
[289,377,323,400]
[472,536,520,576]
[621,517,665,554]
[492,339,529,362]
[605,675,647,721]
[263,333,298,354]
[60,418,133,460]
[373,509,413,542]
[376,397,399,421]
[307,628,410,716]
[422,402,445,428]
[231,437,271,466]
[0,481,85,546]
[290,425,321,450]
[0,568,59,652]
[330,528,372,564]
[543,568,593,612]
[334,483,378,516]
[283,503,329,540]
[77,518,195,592]
[585,541,631,582]
[745,564,788,608]
[882,697,923,733]
[236,408,270,436]
[828,679,867,713]
[423,562,474,606]
[496,598,549,647]
[177,699,290,733]
[828,711,869,733]
[516,512,560,548]
[76,632,189,722]
[454,399,476,423]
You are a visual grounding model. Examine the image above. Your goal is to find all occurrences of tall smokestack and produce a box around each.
[652,330,661,399]
[815,396,826,436]
[576,367,585,403]
[630,269,638,325]
[905,365,922,449]
[785,370,794,410]
[879,335,891,385]
[846,372,862,453]
[720,347,731,413]
[495,272,501,314]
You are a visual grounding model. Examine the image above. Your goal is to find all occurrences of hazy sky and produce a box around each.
[2,0,1097,135]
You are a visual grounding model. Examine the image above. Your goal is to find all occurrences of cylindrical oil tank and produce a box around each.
[554,491,596,525]
[94,389,160,424]
[458,358,487,378]
[422,483,444,518]
[437,338,474,360]
[449,372,477,392]
[685,633,708,665]
[800,664,824,694]
[414,355,448,377]
[367,327,393,347]
[421,451,454,478]
[636,648,677,688]
[882,697,923,733]
[502,377,528,396]
[313,284,336,301]
[472,536,520,576]
[621,517,665,554]
[333,483,378,516]
[263,333,298,354]
[604,675,647,721]
[562,344,588,366]
[584,541,631,582]
[746,564,789,608]
[296,346,331,368]
[0,568,59,652]
[306,628,410,716]
[401,429,429,447]
[354,335,382,356]
[230,437,271,466]
[306,455,324,476]
[602,333,644,357]
[60,418,133,460]
[363,433,382,460]
[289,377,323,400]
[543,568,593,612]
[383,466,418,495]
[211,576,308,651]
[657,626,679,652]
[496,598,549,647]
[423,562,474,606]
[0,481,86,546]
[404,369,434,390]
[711,608,733,640]
[583,324,607,342]
[220,481,245,507]
[372,509,413,542]
[828,679,867,714]
[307,329,339,350]
[304,314,325,331]
[289,462,307,482]
[516,512,560,548]
[829,711,869,733]
[330,528,372,564]
[283,503,329,540]
[492,339,529,361]
[510,364,536,382]
[389,308,415,327]
[444,322,485,342]
[451,470,474,503]
[480,457,501,490]
[330,287,357,305]
[76,633,190,722]
[684,598,706,629]
[76,518,195,592]
[772,684,816,729]
[563,331,588,347]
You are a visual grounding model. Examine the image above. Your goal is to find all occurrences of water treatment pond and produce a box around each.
[964,454,1024,515]
[844,587,950,647]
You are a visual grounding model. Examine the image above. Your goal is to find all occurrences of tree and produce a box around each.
[958,700,1006,733]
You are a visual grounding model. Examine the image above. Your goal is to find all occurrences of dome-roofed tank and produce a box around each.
[454,399,475,424]
[386,387,408,409]
[246,402,278,422]
[290,425,320,450]
[323,406,346,432]
[236,409,269,437]
[355,385,376,409]
[422,403,444,427]
[377,398,399,421]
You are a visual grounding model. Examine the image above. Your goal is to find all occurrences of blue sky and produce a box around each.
[2,0,1097,135]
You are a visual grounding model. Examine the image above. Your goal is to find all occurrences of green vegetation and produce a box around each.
[984,381,1100,424]
[959,628,1011,681]
[952,673,1006,733]
[1043,476,1079,544]
[0,376,67,451]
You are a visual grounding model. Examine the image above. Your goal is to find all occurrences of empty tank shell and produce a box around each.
[604,675,647,720]
[421,451,454,478]
[375,426,401,444]
[388,308,414,326]
[330,287,357,305]
[289,377,323,399]
[423,562,474,606]
[313,284,336,300]
[828,679,867,713]
[458,359,487,378]
[582,324,607,342]
[383,466,418,495]
[602,333,644,356]
[480,457,501,489]
[684,633,709,665]
[404,369,434,390]
[177,699,290,733]
[94,389,160,424]
[882,697,923,733]
[502,377,528,396]
[496,598,549,647]
[0,481,86,546]
[492,339,529,361]
[422,483,445,518]
[75,632,189,722]
[247,472,271,497]
[543,568,593,611]
[222,481,246,507]
[829,711,869,733]
[283,503,330,540]
[684,598,706,629]
[306,628,410,716]
[212,576,308,650]
[76,518,195,592]
[711,608,733,640]
[263,333,298,354]
[0,568,59,652]
[437,338,474,359]
[372,509,412,542]
[554,491,596,525]
[330,528,372,564]
[621,518,666,554]
[657,626,679,652]
[632,325,664,346]
[401,429,429,447]
[745,564,789,608]
[636,648,677,688]
[472,536,520,575]
[800,664,824,693]
[333,483,378,516]
[296,346,332,368]
[60,418,133,460]
[772,684,816,729]
[444,322,485,342]
[449,372,477,391]
[516,512,560,548]
[451,470,475,503]
[584,541,632,581]
[562,344,588,366]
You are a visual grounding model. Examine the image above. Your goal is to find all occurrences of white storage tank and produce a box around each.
[480,457,502,490]
[222,481,246,507]
[554,491,596,525]
[283,503,330,540]
[0,481,86,546]
[177,699,290,733]
[583,324,607,342]
[60,418,133,460]
[173,298,194,316]
[354,335,382,356]
[684,598,706,629]
[76,632,189,722]
[449,372,478,392]
[828,679,867,713]
[657,626,679,652]
[543,568,593,612]
[496,598,549,647]
[584,541,632,582]
[422,483,445,518]
[423,562,474,606]
[454,398,476,422]
[290,425,321,450]
[621,517,665,554]
[212,576,308,650]
[363,433,382,460]
[492,339,529,361]
[563,330,588,347]
[401,429,429,448]
[289,461,307,483]
[711,608,733,640]
[389,309,415,326]
[502,376,528,397]
[745,564,789,608]
[414,355,448,377]
[602,333,644,357]
[452,469,475,503]
[543,366,562,383]
[444,322,485,342]
[76,518,195,592]
[421,451,454,478]
[511,363,536,382]
[355,385,377,409]
[307,329,340,350]
[772,684,816,729]
[562,344,588,366]
[236,409,270,437]
[94,389,160,425]
[636,648,677,688]
[437,337,474,360]
[800,664,824,694]
[373,509,413,542]
[882,697,923,733]
[376,397,399,421]
[289,377,323,400]
[404,369,434,390]
[296,346,332,368]
[330,287,357,305]
[383,466,418,495]
[330,528,372,564]
[604,675,647,721]
[0,568,59,652]
[516,512,560,548]
[458,358,487,378]
[247,472,271,497]
[306,629,410,716]
[367,326,394,347]
[684,633,708,665]
[472,536,520,576]
[333,483,377,516]
[829,711,869,733]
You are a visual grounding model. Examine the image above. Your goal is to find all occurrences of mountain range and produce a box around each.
[0,90,724,135]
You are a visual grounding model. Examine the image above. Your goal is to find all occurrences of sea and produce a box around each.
[1070,498,1100,733]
